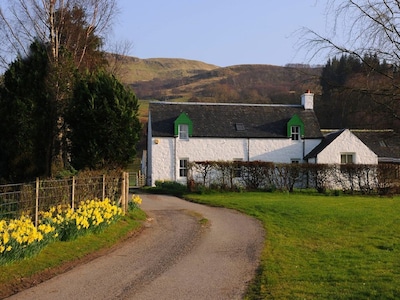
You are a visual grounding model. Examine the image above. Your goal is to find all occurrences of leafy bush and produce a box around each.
[151,181,188,197]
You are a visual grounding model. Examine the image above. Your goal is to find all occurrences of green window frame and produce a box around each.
[287,114,304,140]
[174,113,193,139]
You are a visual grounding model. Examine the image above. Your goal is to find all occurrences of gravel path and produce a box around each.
[6,194,264,300]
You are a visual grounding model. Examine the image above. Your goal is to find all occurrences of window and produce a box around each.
[235,123,245,131]
[179,159,188,177]
[291,159,300,164]
[341,153,354,164]
[178,124,189,139]
[291,126,300,140]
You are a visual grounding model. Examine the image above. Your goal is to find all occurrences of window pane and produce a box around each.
[291,126,300,140]
[347,154,354,163]
[179,159,188,177]
[179,124,189,139]
[341,154,354,164]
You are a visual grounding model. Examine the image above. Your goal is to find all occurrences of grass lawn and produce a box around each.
[186,192,400,299]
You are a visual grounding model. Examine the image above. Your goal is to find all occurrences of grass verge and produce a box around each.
[186,191,400,299]
[0,209,146,298]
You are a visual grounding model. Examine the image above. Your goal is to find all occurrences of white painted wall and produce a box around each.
[150,137,175,184]
[316,129,378,164]
[251,138,321,162]
[149,136,322,186]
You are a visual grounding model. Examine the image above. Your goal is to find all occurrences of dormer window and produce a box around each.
[287,114,304,141]
[291,126,300,140]
[174,113,193,140]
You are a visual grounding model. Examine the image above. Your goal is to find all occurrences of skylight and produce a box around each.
[235,123,245,131]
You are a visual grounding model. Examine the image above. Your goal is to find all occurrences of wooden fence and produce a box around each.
[129,171,146,188]
[0,172,132,226]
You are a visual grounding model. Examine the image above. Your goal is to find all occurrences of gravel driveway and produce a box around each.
[6,194,264,300]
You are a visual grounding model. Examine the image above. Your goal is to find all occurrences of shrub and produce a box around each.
[152,181,188,197]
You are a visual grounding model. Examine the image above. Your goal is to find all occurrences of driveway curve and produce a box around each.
[6,194,265,300]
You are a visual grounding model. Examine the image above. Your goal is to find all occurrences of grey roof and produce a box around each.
[304,129,345,159]
[149,101,323,138]
[352,130,400,162]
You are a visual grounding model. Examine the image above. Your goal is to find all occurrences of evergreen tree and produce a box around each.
[318,53,396,129]
[66,71,141,170]
[0,41,53,181]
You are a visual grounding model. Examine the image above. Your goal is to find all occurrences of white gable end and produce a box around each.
[317,129,378,164]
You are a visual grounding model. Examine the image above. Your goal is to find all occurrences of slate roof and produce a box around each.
[149,101,323,139]
[352,130,400,163]
[304,129,345,159]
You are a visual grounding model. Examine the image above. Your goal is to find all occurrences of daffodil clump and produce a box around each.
[0,215,57,264]
[129,194,143,211]
[0,198,123,264]
[40,198,123,241]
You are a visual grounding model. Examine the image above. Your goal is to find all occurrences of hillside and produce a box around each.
[115,56,219,82]
[117,57,322,105]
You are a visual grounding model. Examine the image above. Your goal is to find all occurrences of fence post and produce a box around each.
[102,174,106,200]
[35,177,39,228]
[121,172,126,212]
[71,176,75,211]
[125,172,129,209]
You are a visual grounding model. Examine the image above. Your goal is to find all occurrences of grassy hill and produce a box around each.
[115,56,219,82]
[117,57,322,106]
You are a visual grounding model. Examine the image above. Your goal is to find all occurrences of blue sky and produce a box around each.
[113,0,329,67]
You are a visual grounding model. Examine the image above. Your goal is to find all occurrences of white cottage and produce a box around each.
[146,92,379,186]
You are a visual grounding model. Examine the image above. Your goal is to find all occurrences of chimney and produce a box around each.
[301,90,314,110]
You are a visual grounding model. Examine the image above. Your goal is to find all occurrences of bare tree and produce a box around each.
[0,0,117,69]
[301,0,400,122]
[0,0,118,176]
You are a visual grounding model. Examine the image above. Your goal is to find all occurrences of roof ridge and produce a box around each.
[150,101,302,108]
[321,129,394,133]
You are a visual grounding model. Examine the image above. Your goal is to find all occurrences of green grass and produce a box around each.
[186,192,400,299]
[0,209,146,297]
[138,99,149,121]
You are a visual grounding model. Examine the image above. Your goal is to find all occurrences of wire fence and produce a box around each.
[0,172,131,225]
